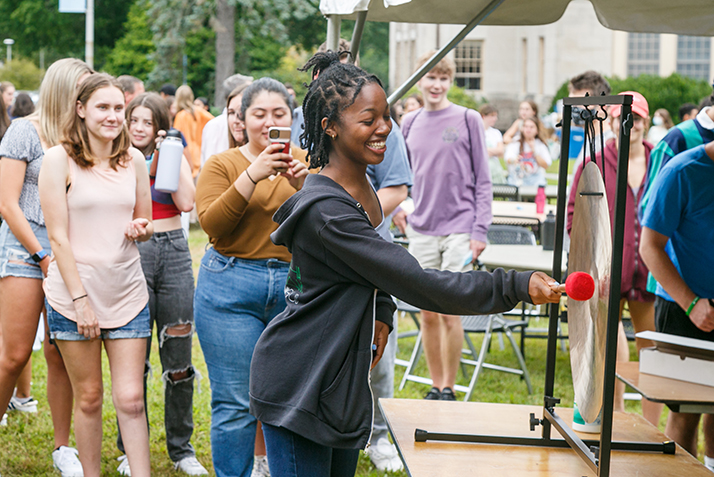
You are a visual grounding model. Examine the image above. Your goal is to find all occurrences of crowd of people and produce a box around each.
[0,41,712,477]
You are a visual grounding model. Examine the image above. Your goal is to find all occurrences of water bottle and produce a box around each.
[535,184,546,214]
[541,210,556,251]
[154,129,184,193]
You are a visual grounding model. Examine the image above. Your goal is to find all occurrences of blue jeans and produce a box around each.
[194,247,289,477]
[46,300,151,341]
[262,423,360,477]
[0,220,50,279]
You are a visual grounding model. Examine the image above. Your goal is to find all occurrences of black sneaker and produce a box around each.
[440,387,456,401]
[424,387,441,400]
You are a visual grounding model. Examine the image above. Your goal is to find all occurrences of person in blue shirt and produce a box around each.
[640,141,714,469]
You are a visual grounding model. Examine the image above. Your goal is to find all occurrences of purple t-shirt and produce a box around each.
[402,103,492,242]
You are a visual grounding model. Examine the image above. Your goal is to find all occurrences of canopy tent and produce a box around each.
[320,0,714,34]
[319,0,714,103]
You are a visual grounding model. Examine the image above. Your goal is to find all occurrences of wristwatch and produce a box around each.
[31,249,49,263]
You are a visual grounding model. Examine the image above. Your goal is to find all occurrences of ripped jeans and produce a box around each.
[117,229,197,462]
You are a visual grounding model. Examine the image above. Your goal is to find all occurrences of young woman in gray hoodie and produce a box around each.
[249,51,562,477]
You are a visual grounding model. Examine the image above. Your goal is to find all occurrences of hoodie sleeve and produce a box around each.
[317,205,533,316]
[375,290,396,331]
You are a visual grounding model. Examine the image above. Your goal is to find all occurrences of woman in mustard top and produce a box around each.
[194,77,308,477]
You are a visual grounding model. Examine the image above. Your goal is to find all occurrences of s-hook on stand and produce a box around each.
[413,94,675,477]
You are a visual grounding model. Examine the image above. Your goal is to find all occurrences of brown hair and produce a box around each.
[415,50,456,80]
[479,103,498,116]
[654,108,674,129]
[568,70,611,96]
[518,116,547,156]
[226,83,251,149]
[62,73,131,170]
[125,92,170,157]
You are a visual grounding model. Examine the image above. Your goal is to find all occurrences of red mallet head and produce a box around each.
[565,272,595,301]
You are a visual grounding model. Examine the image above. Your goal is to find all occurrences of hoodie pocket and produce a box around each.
[318,348,370,434]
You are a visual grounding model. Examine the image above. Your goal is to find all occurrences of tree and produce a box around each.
[0,58,44,90]
[0,0,133,70]
[145,0,210,89]
[103,0,156,80]
[212,0,235,108]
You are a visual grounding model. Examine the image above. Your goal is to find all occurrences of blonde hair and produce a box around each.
[174,85,195,117]
[29,58,93,147]
[415,50,456,80]
[62,73,131,170]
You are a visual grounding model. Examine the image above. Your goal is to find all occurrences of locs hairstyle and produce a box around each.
[299,50,382,169]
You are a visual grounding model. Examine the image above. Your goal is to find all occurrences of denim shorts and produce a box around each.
[46,300,151,341]
[0,220,50,279]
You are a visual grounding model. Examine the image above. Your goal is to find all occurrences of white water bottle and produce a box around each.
[154,129,184,193]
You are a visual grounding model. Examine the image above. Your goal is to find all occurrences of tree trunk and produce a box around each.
[213,0,235,109]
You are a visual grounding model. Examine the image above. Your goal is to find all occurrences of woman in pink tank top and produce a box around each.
[38,74,154,477]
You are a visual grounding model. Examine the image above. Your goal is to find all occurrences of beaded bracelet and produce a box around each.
[686,296,700,316]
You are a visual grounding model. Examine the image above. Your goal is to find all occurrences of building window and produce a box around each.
[677,36,711,80]
[627,33,660,77]
[454,40,482,91]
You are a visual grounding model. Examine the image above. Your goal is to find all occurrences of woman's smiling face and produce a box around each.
[327,82,392,166]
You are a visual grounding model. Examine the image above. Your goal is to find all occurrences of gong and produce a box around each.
[568,161,612,424]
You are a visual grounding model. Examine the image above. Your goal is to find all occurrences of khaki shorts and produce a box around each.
[406,224,472,272]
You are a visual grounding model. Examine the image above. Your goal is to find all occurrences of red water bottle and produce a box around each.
[535,185,546,214]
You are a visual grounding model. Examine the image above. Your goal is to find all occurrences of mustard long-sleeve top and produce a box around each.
[196,146,308,262]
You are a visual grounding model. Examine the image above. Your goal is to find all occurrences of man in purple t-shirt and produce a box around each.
[394,51,492,401]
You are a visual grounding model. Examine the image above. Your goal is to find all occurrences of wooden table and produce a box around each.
[479,244,566,274]
[616,362,714,413]
[380,399,710,477]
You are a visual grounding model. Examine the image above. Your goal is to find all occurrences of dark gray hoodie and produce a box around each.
[249,173,534,450]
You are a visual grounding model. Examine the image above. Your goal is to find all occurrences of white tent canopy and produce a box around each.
[320,0,714,35]
[319,0,714,103]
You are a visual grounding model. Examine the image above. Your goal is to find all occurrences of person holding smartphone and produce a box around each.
[194,77,309,477]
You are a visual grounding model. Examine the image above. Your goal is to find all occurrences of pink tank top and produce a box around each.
[44,157,149,328]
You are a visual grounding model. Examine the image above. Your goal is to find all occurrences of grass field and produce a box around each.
[0,225,701,476]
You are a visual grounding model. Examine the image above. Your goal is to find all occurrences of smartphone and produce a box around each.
[268,127,292,155]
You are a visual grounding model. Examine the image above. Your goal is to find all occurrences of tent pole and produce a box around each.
[350,10,368,64]
[386,0,506,105]
[326,15,342,51]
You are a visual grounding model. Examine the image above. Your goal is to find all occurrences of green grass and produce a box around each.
[0,225,702,475]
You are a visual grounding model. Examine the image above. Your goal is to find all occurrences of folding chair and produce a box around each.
[492,183,520,201]
[394,300,421,369]
[397,312,532,400]
[485,224,568,356]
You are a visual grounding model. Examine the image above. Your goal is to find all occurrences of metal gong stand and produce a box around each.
[414,95,675,477]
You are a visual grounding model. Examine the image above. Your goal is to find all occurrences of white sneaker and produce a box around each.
[0,412,7,426]
[174,456,208,475]
[52,446,84,477]
[8,395,38,413]
[251,455,270,477]
[365,437,404,472]
[117,455,131,476]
